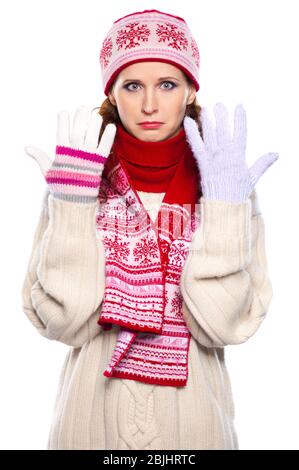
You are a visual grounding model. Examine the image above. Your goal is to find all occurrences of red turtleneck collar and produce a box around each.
[111,122,191,192]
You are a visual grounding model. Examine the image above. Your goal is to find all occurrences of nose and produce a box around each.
[141,88,159,115]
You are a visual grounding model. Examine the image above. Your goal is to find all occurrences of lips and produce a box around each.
[138,122,164,129]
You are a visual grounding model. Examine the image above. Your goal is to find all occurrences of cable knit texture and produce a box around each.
[21,185,272,450]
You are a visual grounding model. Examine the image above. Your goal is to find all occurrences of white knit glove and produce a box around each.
[183,102,279,203]
[24,105,116,203]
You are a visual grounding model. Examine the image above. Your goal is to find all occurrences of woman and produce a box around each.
[22,9,278,450]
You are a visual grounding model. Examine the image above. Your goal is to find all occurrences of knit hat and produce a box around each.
[99,9,200,96]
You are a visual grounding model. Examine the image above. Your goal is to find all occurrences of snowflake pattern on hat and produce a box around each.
[99,9,200,95]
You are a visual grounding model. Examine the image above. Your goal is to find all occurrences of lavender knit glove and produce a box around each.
[24,105,116,203]
[183,103,279,203]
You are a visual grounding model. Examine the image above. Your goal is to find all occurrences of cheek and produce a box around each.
[118,96,138,116]
[166,91,187,112]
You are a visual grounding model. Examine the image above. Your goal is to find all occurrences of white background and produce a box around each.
[0,0,298,450]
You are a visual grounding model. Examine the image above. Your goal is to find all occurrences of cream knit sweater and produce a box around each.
[21,187,272,450]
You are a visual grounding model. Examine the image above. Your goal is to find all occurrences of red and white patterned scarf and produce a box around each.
[96,123,202,386]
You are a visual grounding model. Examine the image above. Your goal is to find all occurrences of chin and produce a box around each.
[138,126,170,142]
[140,131,168,141]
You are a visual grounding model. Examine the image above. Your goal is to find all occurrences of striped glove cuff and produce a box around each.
[45,145,108,204]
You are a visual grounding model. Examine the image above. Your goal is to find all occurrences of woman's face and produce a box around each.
[108,62,196,142]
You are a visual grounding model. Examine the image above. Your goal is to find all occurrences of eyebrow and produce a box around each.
[122,76,180,84]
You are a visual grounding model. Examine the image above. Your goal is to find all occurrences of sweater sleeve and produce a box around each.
[21,189,106,348]
[180,188,273,348]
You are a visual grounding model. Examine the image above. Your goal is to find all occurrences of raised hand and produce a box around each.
[24,105,116,203]
[183,102,279,203]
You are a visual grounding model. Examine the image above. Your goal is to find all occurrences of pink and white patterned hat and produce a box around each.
[99,9,200,96]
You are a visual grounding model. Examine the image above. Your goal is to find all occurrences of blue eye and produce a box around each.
[124,82,140,91]
[123,81,177,91]
[161,81,176,90]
